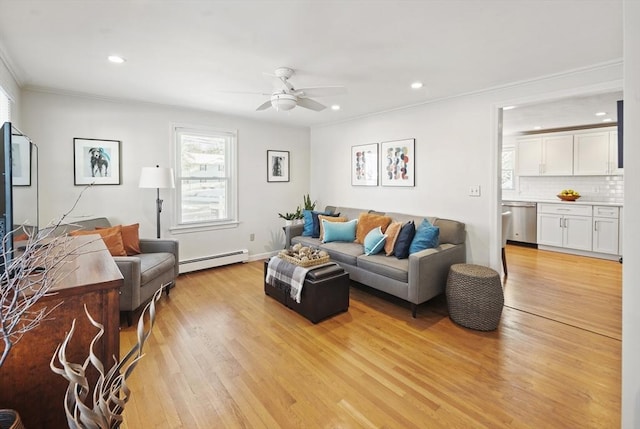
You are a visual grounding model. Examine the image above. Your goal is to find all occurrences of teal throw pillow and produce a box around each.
[394,220,416,259]
[323,219,357,243]
[409,219,440,254]
[302,210,314,236]
[364,226,387,255]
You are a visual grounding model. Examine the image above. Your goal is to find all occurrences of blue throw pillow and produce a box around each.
[393,220,416,259]
[312,211,339,238]
[302,210,314,236]
[409,219,440,254]
[364,226,387,255]
[323,219,357,243]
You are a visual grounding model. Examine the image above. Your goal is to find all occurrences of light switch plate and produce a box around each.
[469,185,481,197]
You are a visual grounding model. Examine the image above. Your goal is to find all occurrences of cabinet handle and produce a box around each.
[560,218,563,228]
[564,218,568,228]
[594,220,598,231]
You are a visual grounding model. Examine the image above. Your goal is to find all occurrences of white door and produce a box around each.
[593,217,619,254]
[573,132,610,175]
[542,134,573,175]
[563,215,593,251]
[538,213,564,247]
[517,137,542,176]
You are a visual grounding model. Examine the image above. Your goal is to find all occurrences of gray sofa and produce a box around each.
[47,217,179,325]
[285,206,466,317]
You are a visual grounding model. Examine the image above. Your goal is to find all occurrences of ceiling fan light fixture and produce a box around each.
[271,93,297,111]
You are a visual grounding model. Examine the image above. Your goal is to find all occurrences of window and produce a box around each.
[174,126,237,229]
[0,87,10,123]
[502,146,515,190]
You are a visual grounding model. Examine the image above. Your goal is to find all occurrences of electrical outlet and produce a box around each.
[249,233,255,241]
[469,185,481,197]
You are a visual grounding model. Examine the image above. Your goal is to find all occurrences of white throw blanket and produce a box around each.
[265,257,310,303]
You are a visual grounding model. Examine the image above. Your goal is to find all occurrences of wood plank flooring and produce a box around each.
[119,247,621,428]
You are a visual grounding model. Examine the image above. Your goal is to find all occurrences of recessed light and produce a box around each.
[108,55,125,64]
[602,118,613,122]
[595,112,607,116]
[410,82,423,89]
[533,126,542,130]
[331,105,340,111]
[503,105,516,111]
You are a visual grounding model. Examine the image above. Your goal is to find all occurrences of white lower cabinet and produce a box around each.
[537,203,593,251]
[537,203,621,256]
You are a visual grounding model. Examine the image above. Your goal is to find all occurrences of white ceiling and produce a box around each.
[0,0,623,128]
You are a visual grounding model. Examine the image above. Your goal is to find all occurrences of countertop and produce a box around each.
[502,198,623,207]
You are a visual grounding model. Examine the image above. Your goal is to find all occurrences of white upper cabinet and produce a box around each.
[573,130,621,175]
[516,134,573,176]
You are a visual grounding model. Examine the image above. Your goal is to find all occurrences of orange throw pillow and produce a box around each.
[98,223,141,255]
[70,225,127,257]
[355,213,392,244]
[318,215,347,241]
[384,221,403,256]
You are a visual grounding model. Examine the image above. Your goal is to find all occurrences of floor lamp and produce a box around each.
[139,165,175,239]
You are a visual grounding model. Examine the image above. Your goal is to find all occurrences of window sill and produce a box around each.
[170,221,239,235]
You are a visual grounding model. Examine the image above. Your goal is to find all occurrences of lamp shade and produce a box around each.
[139,166,175,189]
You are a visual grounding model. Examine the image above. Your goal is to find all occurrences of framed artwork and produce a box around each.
[351,143,378,186]
[73,138,121,185]
[381,138,415,187]
[267,150,290,182]
[11,136,31,186]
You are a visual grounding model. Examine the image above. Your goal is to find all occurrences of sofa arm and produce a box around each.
[112,256,142,312]
[284,223,304,248]
[407,243,466,304]
[139,238,180,278]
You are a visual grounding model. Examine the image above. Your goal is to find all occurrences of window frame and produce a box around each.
[171,124,238,234]
[501,146,515,190]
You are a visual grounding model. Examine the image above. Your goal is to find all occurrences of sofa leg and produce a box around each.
[165,282,174,296]
[126,311,133,327]
[411,303,417,318]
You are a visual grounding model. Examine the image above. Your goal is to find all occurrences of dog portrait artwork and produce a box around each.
[89,147,110,177]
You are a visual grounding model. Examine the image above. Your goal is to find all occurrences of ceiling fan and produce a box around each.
[255,67,346,112]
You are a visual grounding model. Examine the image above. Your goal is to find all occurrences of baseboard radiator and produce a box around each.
[179,249,249,274]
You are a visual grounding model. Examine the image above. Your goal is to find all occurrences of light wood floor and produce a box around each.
[120,246,621,428]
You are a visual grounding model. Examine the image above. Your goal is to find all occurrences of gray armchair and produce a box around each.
[44,217,179,326]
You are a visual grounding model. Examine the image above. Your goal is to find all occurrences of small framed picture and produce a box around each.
[381,138,415,187]
[267,150,290,182]
[73,138,121,185]
[11,135,31,186]
[351,143,378,186]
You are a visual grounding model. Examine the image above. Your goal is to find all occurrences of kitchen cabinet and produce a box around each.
[573,130,621,175]
[537,203,592,251]
[516,134,573,176]
[592,205,620,254]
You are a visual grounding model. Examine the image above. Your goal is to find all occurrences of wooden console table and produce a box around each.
[0,235,123,429]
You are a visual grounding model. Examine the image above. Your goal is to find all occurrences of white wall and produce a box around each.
[21,90,310,261]
[622,1,640,427]
[310,63,622,272]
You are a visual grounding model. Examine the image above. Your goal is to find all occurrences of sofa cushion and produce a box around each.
[323,219,357,243]
[70,226,127,256]
[318,241,363,266]
[325,206,363,222]
[97,223,141,256]
[318,215,347,241]
[291,235,322,248]
[355,212,392,244]
[393,220,416,259]
[356,253,409,283]
[384,221,403,256]
[136,252,176,286]
[364,227,387,255]
[434,218,466,245]
[409,219,440,254]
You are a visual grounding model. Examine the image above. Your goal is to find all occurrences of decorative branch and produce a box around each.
[50,287,163,429]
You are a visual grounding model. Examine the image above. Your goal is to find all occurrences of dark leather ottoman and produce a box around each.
[264,261,350,323]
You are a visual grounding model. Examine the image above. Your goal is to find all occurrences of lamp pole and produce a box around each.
[155,186,162,239]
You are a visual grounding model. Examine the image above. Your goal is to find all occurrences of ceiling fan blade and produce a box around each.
[297,98,326,111]
[256,100,272,111]
[296,86,346,98]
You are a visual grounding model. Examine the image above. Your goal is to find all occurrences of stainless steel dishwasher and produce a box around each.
[501,201,537,245]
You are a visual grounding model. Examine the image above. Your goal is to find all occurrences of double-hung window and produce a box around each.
[174,126,237,229]
[502,146,515,190]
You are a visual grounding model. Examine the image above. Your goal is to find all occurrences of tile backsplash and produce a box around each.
[503,175,624,203]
